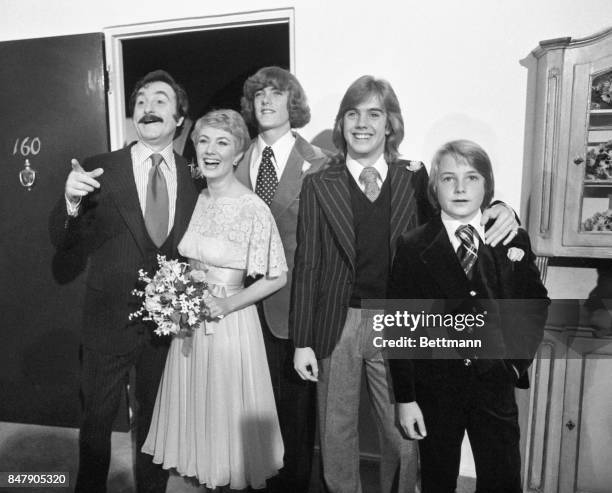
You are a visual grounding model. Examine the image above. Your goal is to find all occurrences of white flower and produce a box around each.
[405,160,424,172]
[131,256,210,337]
[144,297,161,312]
[507,247,524,262]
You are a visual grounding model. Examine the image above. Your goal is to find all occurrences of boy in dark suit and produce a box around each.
[388,140,549,493]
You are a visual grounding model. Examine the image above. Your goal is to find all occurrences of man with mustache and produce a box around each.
[235,66,330,492]
[50,70,199,493]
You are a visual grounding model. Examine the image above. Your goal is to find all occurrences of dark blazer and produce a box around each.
[388,216,549,402]
[49,146,199,354]
[290,157,433,359]
[235,133,331,339]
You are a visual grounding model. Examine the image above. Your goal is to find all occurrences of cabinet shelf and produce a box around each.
[587,127,612,133]
[584,180,612,186]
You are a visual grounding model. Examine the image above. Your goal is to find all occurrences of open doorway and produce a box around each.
[104,9,294,157]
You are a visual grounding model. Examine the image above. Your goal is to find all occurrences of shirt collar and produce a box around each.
[132,141,176,170]
[441,209,485,249]
[346,154,388,184]
[252,130,296,170]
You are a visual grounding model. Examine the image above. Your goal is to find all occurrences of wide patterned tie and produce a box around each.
[359,166,381,202]
[144,153,169,247]
[254,146,278,206]
[455,224,478,279]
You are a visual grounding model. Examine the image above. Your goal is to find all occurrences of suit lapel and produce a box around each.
[269,136,306,218]
[389,164,418,259]
[241,135,320,219]
[488,243,514,298]
[316,161,356,270]
[105,148,196,256]
[420,218,471,299]
[171,153,195,252]
[103,147,149,255]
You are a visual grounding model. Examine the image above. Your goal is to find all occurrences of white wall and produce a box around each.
[3,0,611,477]
[2,0,612,212]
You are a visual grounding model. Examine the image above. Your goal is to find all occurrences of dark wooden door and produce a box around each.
[0,33,108,427]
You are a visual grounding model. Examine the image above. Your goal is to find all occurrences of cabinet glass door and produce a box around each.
[582,70,612,232]
[565,57,612,247]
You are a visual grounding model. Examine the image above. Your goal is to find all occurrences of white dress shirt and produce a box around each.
[67,141,178,235]
[441,210,485,253]
[248,130,296,189]
[131,141,177,234]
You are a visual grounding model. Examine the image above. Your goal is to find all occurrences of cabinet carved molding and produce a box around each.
[540,67,561,236]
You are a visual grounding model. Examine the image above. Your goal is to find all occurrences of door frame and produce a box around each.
[104,8,295,150]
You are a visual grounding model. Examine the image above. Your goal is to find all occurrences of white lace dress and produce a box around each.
[142,191,287,490]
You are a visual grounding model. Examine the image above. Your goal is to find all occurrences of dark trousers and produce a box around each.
[75,334,170,493]
[417,361,522,493]
[260,313,317,493]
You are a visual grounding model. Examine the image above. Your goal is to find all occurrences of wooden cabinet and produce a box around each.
[523,28,612,258]
[523,326,612,493]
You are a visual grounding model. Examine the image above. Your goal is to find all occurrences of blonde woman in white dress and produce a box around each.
[142,109,287,491]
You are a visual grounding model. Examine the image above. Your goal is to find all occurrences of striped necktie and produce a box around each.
[455,224,478,279]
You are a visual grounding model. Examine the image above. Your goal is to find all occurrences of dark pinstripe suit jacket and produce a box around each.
[50,145,199,354]
[290,157,433,359]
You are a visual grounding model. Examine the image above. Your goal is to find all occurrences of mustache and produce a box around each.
[138,114,164,124]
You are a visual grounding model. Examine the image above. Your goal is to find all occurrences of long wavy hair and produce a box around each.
[241,66,311,129]
[332,75,404,163]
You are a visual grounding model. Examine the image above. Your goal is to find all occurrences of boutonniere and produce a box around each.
[405,160,424,172]
[507,247,525,262]
[188,160,201,179]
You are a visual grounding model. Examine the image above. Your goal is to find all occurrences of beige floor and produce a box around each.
[0,422,206,493]
[0,421,476,493]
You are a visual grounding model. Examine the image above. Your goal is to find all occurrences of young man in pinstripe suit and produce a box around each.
[290,75,518,493]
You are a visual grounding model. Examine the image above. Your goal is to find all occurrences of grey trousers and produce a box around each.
[317,308,418,493]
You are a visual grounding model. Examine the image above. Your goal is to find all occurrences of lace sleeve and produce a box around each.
[246,203,288,278]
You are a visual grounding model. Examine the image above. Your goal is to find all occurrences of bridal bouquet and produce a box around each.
[130,255,210,337]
